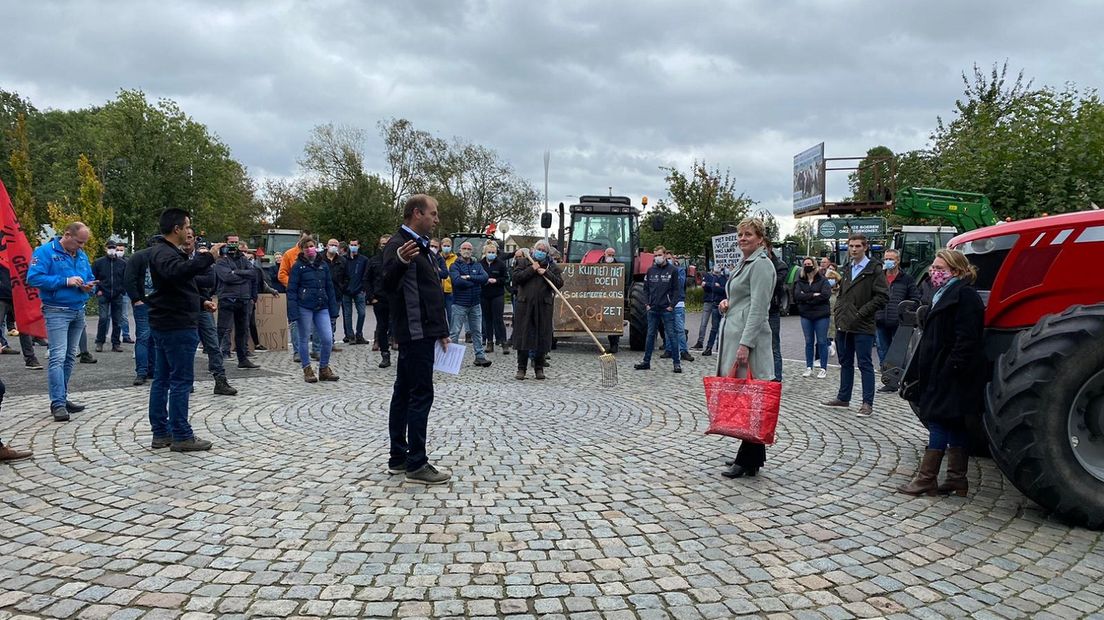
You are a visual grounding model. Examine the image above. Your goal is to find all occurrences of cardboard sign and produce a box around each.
[553,263,625,335]
[252,294,289,351]
[711,233,741,271]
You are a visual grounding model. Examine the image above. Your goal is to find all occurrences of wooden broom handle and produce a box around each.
[525,254,607,355]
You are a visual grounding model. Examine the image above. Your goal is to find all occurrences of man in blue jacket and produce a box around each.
[449,241,491,367]
[91,241,128,353]
[695,264,726,356]
[341,239,370,344]
[634,245,682,373]
[27,222,97,421]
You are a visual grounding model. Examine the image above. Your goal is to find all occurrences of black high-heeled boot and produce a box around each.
[722,463,759,478]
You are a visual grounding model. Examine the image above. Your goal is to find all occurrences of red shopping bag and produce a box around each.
[703,365,781,444]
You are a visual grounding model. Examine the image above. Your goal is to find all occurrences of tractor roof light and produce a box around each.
[961,234,1019,255]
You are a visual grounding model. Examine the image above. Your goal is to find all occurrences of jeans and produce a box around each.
[768,312,782,381]
[0,299,35,361]
[217,298,250,363]
[289,319,319,357]
[481,294,507,346]
[43,306,85,409]
[389,337,435,472]
[95,294,126,346]
[297,306,333,368]
[248,299,261,346]
[875,323,896,368]
[121,295,131,339]
[450,303,484,358]
[197,311,226,378]
[342,292,367,339]
[642,308,678,365]
[674,306,689,354]
[800,316,830,370]
[133,303,151,377]
[928,421,968,450]
[835,330,876,405]
[148,328,199,441]
[444,293,454,330]
[373,302,391,353]
[696,301,721,348]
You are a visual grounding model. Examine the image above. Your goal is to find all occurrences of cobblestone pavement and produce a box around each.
[2,335,1103,619]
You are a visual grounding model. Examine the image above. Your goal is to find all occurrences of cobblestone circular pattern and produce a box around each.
[1,346,1102,619]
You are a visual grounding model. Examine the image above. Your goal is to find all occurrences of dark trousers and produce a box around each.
[875,322,896,367]
[217,298,250,363]
[734,440,767,468]
[517,349,546,370]
[148,328,199,441]
[248,299,261,346]
[95,294,126,346]
[928,421,967,450]
[481,294,507,346]
[197,311,226,378]
[373,302,391,354]
[768,312,782,382]
[836,330,876,406]
[0,299,35,362]
[388,337,435,472]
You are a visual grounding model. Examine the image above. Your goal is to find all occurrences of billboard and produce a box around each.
[793,143,825,216]
[817,217,886,240]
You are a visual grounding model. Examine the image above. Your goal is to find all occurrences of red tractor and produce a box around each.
[945,210,1104,528]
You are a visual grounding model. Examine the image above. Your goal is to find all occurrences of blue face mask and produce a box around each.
[533,250,547,261]
[349,245,358,254]
[828,278,838,287]
[884,259,896,270]
[486,253,497,261]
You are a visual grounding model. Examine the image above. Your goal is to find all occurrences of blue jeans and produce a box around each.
[444,293,454,329]
[769,312,782,381]
[674,306,689,354]
[643,308,678,365]
[197,311,226,378]
[133,303,151,377]
[450,304,484,358]
[696,301,721,348]
[801,316,830,370]
[149,328,199,441]
[44,306,85,409]
[928,421,967,450]
[836,330,876,405]
[297,307,333,368]
[95,294,126,346]
[875,323,896,367]
[342,292,367,339]
[121,295,131,339]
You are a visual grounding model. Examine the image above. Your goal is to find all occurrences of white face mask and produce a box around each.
[327,245,338,254]
[604,255,615,263]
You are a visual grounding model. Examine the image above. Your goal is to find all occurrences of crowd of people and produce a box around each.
[0,201,988,500]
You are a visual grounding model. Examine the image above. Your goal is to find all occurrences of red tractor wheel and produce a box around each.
[985,304,1104,529]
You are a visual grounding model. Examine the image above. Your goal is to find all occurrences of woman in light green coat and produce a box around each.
[716,218,777,479]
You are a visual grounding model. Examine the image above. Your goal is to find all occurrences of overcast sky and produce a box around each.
[4,0,1102,235]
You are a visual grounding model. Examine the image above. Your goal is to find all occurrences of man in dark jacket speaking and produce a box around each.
[381,195,451,486]
[823,234,888,418]
[146,209,226,452]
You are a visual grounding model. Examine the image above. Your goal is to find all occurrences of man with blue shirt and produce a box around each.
[823,233,888,418]
[27,222,97,421]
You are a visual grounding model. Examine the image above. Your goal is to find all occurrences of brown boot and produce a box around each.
[897,449,943,496]
[0,443,33,462]
[303,366,318,383]
[318,366,339,381]
[938,447,969,496]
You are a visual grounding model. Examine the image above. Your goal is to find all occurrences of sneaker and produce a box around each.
[51,406,70,422]
[387,462,406,475]
[79,352,97,364]
[473,357,492,368]
[356,336,369,345]
[111,345,124,353]
[170,437,213,452]
[406,463,451,485]
[0,346,17,355]
[702,348,712,357]
[692,342,704,350]
[133,375,146,386]
[817,368,827,379]
[214,376,238,396]
[0,443,33,461]
[95,343,104,353]
[673,365,683,374]
[331,344,343,352]
[857,403,874,417]
[65,400,86,413]
[310,351,320,361]
[634,362,651,370]
[802,367,813,378]
[254,344,268,351]
[292,353,301,364]
[877,385,896,393]
[829,342,836,358]
[660,351,671,359]
[25,357,44,370]
[823,399,849,408]
[379,354,391,369]
[150,436,172,449]
[680,351,695,362]
[122,336,135,344]
[237,360,260,369]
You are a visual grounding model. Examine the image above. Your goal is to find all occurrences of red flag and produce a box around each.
[0,180,47,338]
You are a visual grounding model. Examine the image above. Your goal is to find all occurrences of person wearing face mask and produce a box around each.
[439,237,457,330]
[898,249,984,497]
[448,242,491,367]
[340,238,370,345]
[793,257,832,379]
[479,241,508,355]
[322,238,346,352]
[91,242,128,353]
[287,237,340,383]
[694,262,726,356]
[824,268,842,360]
[873,249,920,380]
[600,247,624,354]
[213,241,261,370]
[511,241,563,379]
[634,245,682,373]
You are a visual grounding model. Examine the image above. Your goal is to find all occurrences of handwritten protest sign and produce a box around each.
[553,262,625,335]
[711,233,741,270]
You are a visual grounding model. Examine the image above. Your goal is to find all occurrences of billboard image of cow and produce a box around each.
[793,143,825,216]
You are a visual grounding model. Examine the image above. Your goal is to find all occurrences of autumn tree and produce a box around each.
[641,161,756,257]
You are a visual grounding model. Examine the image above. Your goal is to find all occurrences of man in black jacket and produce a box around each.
[122,237,158,385]
[146,209,226,452]
[824,234,888,417]
[381,195,451,485]
[189,235,237,396]
[214,242,260,370]
[322,238,346,351]
[634,246,682,373]
[92,242,128,353]
[874,248,920,378]
[364,235,392,367]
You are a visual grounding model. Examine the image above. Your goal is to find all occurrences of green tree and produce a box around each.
[641,161,756,257]
[6,113,37,235]
[76,154,112,259]
[848,145,895,202]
